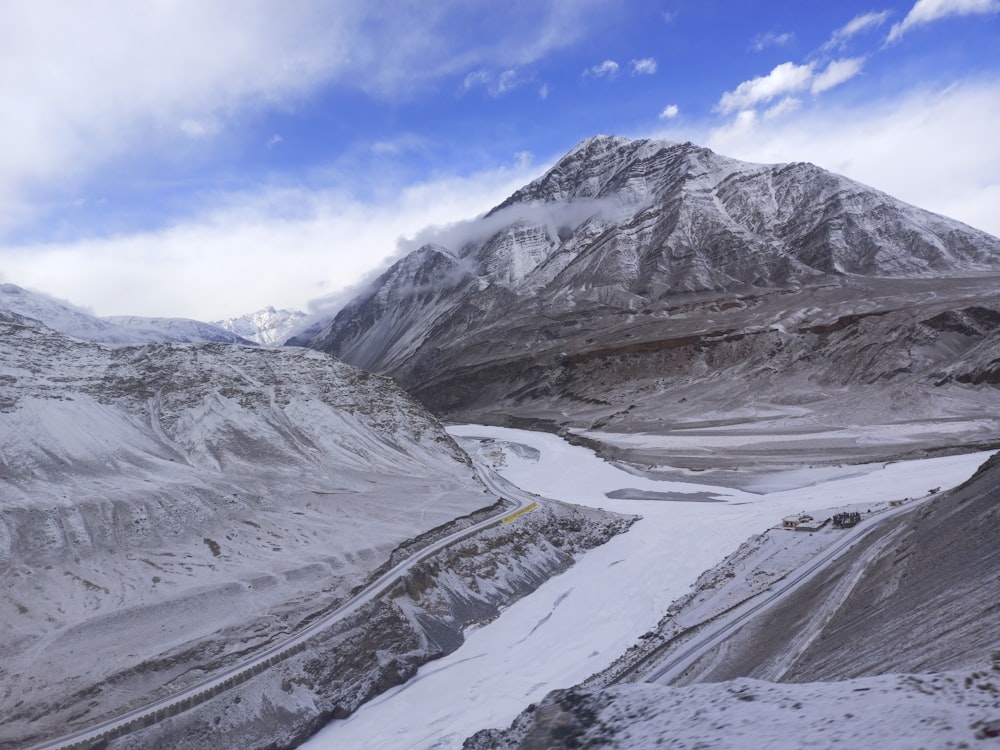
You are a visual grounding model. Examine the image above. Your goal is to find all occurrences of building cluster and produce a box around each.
[832,511,862,528]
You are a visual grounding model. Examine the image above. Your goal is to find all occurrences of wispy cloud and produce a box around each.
[2,157,544,320]
[811,57,865,94]
[751,31,794,51]
[462,68,530,97]
[631,58,657,75]
[764,97,802,119]
[463,69,492,91]
[659,104,680,119]
[716,62,814,114]
[717,56,866,114]
[823,10,892,50]
[888,0,1000,42]
[0,1,606,239]
[584,60,621,78]
[179,118,222,139]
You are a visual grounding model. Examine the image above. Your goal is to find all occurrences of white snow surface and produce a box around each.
[303,424,992,750]
[212,305,308,346]
[0,282,251,344]
[517,673,1000,749]
[0,322,490,744]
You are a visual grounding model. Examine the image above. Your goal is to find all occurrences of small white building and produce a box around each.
[782,512,824,531]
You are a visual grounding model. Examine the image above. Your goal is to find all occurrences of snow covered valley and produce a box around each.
[2,308,996,749]
[303,424,998,749]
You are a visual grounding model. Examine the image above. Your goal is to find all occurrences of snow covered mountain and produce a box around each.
[0,283,254,345]
[0,310,631,749]
[213,305,308,346]
[0,312,490,746]
[300,136,1000,454]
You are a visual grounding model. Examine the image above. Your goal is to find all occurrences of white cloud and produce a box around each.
[0,1,604,237]
[716,62,814,114]
[811,57,866,94]
[179,118,223,139]
[462,68,528,97]
[888,0,1000,41]
[1,157,544,320]
[764,97,802,119]
[824,11,892,50]
[631,58,658,76]
[717,57,866,115]
[495,69,520,95]
[751,31,794,51]
[659,104,680,119]
[463,69,492,91]
[539,83,550,100]
[698,78,1000,238]
[267,134,284,149]
[585,60,621,78]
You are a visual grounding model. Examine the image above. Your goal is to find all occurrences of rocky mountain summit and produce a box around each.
[213,305,308,346]
[302,136,1000,461]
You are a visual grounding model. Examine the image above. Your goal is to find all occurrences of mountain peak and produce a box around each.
[303,135,1000,414]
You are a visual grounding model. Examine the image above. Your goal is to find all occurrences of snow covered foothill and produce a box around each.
[0,316,492,747]
[0,282,254,345]
[302,424,992,750]
[470,670,1000,749]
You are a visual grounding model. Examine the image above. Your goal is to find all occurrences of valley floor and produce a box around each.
[300,423,993,749]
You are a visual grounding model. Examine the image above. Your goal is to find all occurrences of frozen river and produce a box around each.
[301,425,992,749]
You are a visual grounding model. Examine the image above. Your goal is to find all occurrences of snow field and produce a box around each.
[303,424,993,749]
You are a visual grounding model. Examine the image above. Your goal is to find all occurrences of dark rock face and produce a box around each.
[685,451,1000,683]
[301,136,1000,435]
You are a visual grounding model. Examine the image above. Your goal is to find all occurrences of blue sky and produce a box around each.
[1,0,998,320]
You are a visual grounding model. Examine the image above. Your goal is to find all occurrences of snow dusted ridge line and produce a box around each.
[24,465,531,750]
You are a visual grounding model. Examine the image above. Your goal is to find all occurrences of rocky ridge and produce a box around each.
[301,137,1000,459]
[104,501,636,750]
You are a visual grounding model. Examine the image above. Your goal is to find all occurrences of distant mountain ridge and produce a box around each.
[213,305,308,346]
[0,283,254,345]
[299,136,1000,439]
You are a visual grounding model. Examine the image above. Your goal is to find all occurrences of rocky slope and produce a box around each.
[677,450,1000,684]
[0,312,494,747]
[300,136,1000,460]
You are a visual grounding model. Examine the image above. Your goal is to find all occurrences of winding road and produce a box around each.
[28,463,535,750]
